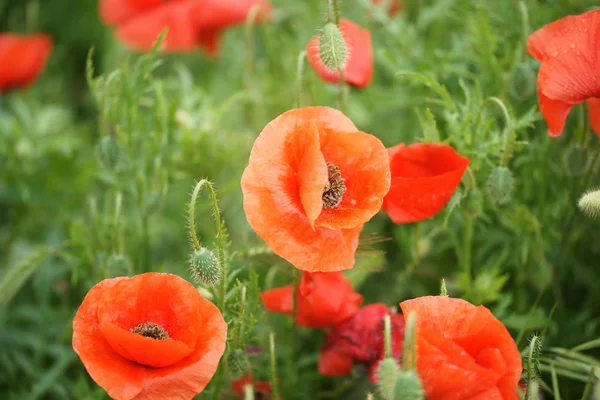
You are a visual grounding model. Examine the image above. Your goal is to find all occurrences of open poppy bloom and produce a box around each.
[72,273,227,400]
[232,374,280,399]
[0,33,52,94]
[372,0,402,15]
[241,107,390,272]
[306,19,373,88]
[99,0,271,55]
[319,303,405,380]
[261,271,363,328]
[400,296,522,400]
[528,10,600,137]
[382,143,470,224]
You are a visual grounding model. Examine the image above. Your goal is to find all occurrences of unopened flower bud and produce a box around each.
[189,247,220,286]
[227,348,249,375]
[578,188,600,219]
[393,371,424,400]
[98,135,120,170]
[377,358,400,400]
[486,166,514,205]
[319,23,348,72]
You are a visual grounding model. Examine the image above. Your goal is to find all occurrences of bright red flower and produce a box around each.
[241,107,390,272]
[232,374,278,399]
[318,303,405,380]
[99,0,271,55]
[261,271,363,328]
[0,33,52,94]
[400,296,522,400]
[527,10,600,137]
[306,19,373,88]
[372,0,402,15]
[72,273,227,400]
[382,143,470,224]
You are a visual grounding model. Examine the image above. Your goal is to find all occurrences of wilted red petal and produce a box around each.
[528,10,600,136]
[306,19,373,88]
[588,98,600,137]
[383,143,470,224]
[0,33,52,94]
[242,107,389,272]
[400,296,522,400]
[115,1,199,52]
[72,273,227,400]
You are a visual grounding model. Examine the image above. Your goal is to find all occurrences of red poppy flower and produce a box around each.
[232,374,280,399]
[72,273,227,400]
[306,19,373,88]
[318,303,405,380]
[527,10,600,137]
[382,143,470,224]
[0,33,52,94]
[400,296,522,400]
[99,0,271,55]
[372,0,402,15]
[261,271,363,328]
[241,107,390,272]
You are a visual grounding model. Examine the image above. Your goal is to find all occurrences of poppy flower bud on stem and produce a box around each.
[392,371,424,400]
[578,188,600,219]
[486,166,514,205]
[319,23,347,74]
[189,247,220,286]
[377,358,399,400]
[98,135,120,170]
[525,335,542,400]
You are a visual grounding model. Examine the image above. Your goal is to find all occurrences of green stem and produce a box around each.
[327,0,341,25]
[461,213,474,292]
[235,285,247,348]
[295,51,307,108]
[269,332,280,400]
[383,315,392,358]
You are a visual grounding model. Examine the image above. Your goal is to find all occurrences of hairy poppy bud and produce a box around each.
[377,358,400,400]
[319,23,348,72]
[578,188,600,219]
[486,166,514,205]
[393,371,424,400]
[105,254,132,277]
[227,349,249,375]
[189,247,221,286]
[98,135,120,170]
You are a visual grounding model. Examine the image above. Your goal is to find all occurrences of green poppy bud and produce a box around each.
[319,23,348,72]
[377,358,400,400]
[98,135,120,171]
[189,247,220,286]
[486,166,514,205]
[392,371,425,400]
[578,188,600,219]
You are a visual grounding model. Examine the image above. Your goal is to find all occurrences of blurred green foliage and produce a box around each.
[2,0,600,399]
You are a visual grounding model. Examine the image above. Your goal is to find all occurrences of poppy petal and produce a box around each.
[318,347,355,376]
[242,107,369,272]
[115,2,198,52]
[383,143,470,224]
[307,19,373,88]
[315,128,390,230]
[192,0,271,30]
[588,97,600,137]
[537,90,574,137]
[260,285,294,315]
[99,0,165,26]
[0,33,53,94]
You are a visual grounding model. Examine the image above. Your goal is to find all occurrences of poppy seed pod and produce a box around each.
[98,136,120,170]
[319,23,348,73]
[578,188,600,219]
[189,247,221,286]
[486,166,514,205]
[377,358,400,400]
[393,371,424,400]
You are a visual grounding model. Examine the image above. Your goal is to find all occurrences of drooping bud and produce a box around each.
[319,23,348,72]
[486,166,514,205]
[189,247,221,286]
[98,135,120,170]
[578,188,600,219]
[377,358,400,400]
[105,254,132,277]
[392,371,425,400]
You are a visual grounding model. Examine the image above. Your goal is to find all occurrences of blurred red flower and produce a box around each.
[318,303,405,380]
[241,107,390,272]
[99,0,271,55]
[372,0,402,15]
[306,19,373,88]
[0,33,52,94]
[528,10,600,137]
[72,273,227,400]
[382,143,470,224]
[261,271,363,328]
[232,374,280,399]
[400,296,522,400]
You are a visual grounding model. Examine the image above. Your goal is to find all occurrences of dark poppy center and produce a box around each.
[322,162,346,209]
[130,322,170,340]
